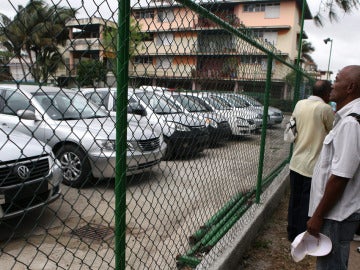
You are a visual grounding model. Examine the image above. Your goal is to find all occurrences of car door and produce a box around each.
[0,89,45,142]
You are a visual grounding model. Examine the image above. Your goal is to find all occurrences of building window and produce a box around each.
[134,11,155,19]
[252,30,278,45]
[156,57,172,69]
[157,33,174,46]
[243,4,265,12]
[243,2,279,14]
[134,56,153,64]
[241,55,265,65]
[158,9,175,22]
[265,3,280,18]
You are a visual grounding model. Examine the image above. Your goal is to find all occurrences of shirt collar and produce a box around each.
[307,95,324,102]
[336,98,360,118]
[334,98,360,125]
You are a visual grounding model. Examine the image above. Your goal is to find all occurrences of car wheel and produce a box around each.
[56,145,92,188]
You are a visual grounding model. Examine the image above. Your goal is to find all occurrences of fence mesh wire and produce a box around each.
[0,0,314,269]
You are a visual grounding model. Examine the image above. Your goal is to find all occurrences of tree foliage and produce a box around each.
[76,60,107,87]
[313,0,360,26]
[0,0,75,82]
[103,18,147,74]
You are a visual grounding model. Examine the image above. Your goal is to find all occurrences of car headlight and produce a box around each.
[173,122,191,132]
[205,118,218,128]
[127,141,136,151]
[236,117,249,126]
[96,139,116,151]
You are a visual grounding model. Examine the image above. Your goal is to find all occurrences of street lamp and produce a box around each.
[324,38,333,80]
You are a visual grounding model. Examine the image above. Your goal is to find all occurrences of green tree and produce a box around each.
[0,0,75,82]
[314,0,360,26]
[103,18,147,74]
[76,60,107,87]
[301,40,315,63]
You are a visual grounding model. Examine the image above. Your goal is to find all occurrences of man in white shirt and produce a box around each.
[307,65,360,269]
[287,80,334,242]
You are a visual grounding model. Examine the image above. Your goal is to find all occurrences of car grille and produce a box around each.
[218,121,230,128]
[189,125,206,131]
[137,137,160,151]
[0,155,50,186]
[247,119,255,125]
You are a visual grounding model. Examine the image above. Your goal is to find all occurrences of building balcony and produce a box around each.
[67,38,104,51]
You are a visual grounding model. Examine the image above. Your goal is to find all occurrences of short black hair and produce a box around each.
[313,80,331,97]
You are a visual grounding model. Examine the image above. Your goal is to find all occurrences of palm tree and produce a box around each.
[0,0,75,82]
[301,40,315,64]
[314,0,360,26]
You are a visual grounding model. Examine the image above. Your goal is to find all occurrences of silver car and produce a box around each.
[0,85,164,188]
[0,126,62,219]
[231,93,284,125]
[181,92,257,136]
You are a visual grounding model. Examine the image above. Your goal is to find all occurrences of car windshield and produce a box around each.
[135,92,182,114]
[220,95,248,108]
[206,96,232,110]
[34,91,108,120]
[240,95,263,107]
[172,95,209,112]
[185,95,214,112]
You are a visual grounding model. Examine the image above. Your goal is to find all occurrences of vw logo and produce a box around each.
[15,165,30,180]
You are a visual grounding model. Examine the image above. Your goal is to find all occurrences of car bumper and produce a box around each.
[207,124,232,143]
[89,148,164,178]
[270,115,284,124]
[0,163,62,220]
[164,129,209,157]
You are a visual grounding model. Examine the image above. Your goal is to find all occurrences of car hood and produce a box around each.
[128,117,160,140]
[188,111,227,123]
[54,117,116,140]
[0,127,51,161]
[54,117,158,141]
[268,106,282,114]
[161,113,204,126]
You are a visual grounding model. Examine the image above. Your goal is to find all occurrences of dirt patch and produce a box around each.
[239,187,316,270]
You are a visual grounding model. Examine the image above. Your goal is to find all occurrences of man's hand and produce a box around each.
[307,215,323,238]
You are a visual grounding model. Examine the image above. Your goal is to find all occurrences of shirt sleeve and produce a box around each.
[331,121,360,178]
[323,106,335,133]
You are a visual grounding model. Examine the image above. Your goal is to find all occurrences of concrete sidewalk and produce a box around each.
[349,241,360,270]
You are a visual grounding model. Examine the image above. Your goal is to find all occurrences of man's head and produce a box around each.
[330,65,360,110]
[313,80,332,103]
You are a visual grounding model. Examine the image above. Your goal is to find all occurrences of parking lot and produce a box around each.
[0,123,288,269]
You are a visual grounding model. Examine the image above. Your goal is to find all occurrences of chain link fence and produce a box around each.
[0,0,314,269]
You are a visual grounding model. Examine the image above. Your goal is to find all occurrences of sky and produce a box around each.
[304,1,360,81]
[1,0,359,81]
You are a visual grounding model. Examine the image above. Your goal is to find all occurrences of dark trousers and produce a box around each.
[287,170,312,242]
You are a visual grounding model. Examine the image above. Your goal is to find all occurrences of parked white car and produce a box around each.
[130,89,210,159]
[168,92,232,145]
[179,91,257,136]
[0,85,164,187]
[229,93,284,124]
[0,126,62,219]
[80,87,209,159]
[210,93,273,128]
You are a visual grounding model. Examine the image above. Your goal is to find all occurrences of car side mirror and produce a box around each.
[17,109,37,120]
[128,102,147,116]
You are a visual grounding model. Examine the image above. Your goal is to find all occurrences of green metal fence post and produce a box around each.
[255,54,273,203]
[116,0,130,269]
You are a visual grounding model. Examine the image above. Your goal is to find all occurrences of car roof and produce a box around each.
[0,84,70,94]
